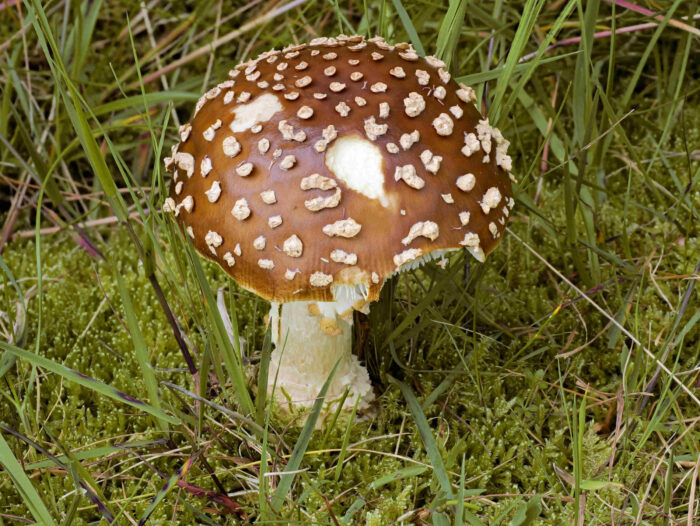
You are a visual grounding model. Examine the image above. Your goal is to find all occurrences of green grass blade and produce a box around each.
[489,0,547,124]
[1,341,177,424]
[456,50,580,86]
[498,0,577,121]
[23,439,167,470]
[333,392,360,482]
[0,433,56,525]
[435,0,469,69]
[320,387,351,452]
[368,465,427,490]
[456,454,466,525]
[393,377,454,500]
[91,91,199,117]
[342,497,366,524]
[390,0,426,56]
[507,494,542,526]
[138,456,196,525]
[663,448,673,525]
[114,271,168,432]
[619,0,685,111]
[25,0,128,221]
[255,328,272,426]
[270,358,342,513]
[184,238,255,416]
[42,428,116,523]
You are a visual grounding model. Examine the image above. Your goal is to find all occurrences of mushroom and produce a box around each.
[163,35,514,413]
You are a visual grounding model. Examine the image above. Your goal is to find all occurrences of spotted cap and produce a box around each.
[163,34,514,303]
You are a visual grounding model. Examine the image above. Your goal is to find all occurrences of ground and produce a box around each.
[0,1,698,524]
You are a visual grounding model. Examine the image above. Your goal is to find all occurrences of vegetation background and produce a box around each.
[0,0,698,524]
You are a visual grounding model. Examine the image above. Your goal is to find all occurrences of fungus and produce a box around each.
[164,34,513,414]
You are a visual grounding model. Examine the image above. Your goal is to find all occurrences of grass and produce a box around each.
[0,0,699,523]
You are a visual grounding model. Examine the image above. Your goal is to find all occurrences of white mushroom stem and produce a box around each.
[268,301,374,412]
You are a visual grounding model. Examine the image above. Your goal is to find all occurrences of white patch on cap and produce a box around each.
[433,113,454,136]
[379,102,390,118]
[420,150,442,174]
[394,165,425,190]
[462,133,480,157]
[480,187,502,214]
[330,249,357,265]
[300,173,336,190]
[456,173,476,192]
[253,236,266,250]
[310,272,333,287]
[304,188,342,211]
[393,248,422,268]
[401,221,439,245]
[400,130,420,150]
[200,156,212,177]
[163,197,176,213]
[236,162,254,177]
[174,152,194,177]
[230,93,282,133]
[460,232,480,247]
[205,230,223,254]
[260,190,276,204]
[325,135,388,207]
[231,198,250,221]
[283,235,303,257]
[279,155,296,170]
[205,181,221,203]
[450,105,463,119]
[258,259,274,270]
[180,195,194,213]
[322,218,361,238]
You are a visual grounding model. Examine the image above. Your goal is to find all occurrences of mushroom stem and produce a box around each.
[268,301,374,412]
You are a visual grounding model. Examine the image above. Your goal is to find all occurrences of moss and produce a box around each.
[364,484,414,525]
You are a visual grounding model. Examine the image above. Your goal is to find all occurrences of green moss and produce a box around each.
[364,484,414,525]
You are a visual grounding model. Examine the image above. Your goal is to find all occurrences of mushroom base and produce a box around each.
[268,301,374,413]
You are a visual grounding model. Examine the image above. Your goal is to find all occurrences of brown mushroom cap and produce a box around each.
[164,35,514,303]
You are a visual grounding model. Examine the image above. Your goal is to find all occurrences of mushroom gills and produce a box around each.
[268,300,375,413]
[389,248,458,277]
